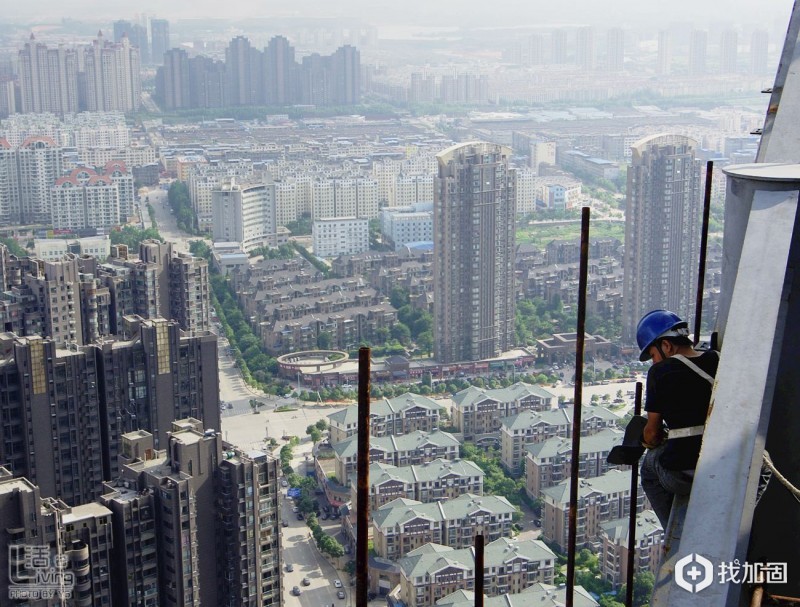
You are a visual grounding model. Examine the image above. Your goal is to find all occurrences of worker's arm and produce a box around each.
[643,412,665,448]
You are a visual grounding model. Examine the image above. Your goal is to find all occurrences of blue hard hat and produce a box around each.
[636,309,689,361]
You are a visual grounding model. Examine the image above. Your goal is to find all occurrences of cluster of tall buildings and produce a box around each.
[0,236,286,605]
[0,240,210,345]
[0,419,282,606]
[408,72,490,105]
[16,32,141,116]
[113,17,170,66]
[507,26,771,76]
[0,135,135,227]
[156,35,361,110]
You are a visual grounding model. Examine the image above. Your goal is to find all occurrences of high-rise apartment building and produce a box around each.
[657,31,672,75]
[689,30,708,76]
[211,179,277,252]
[16,32,142,115]
[15,135,62,224]
[264,35,297,105]
[18,34,79,115]
[622,134,702,341]
[720,30,739,73]
[150,18,170,64]
[0,315,220,506]
[433,142,516,363]
[576,26,596,70]
[0,466,115,606]
[751,29,769,74]
[551,29,568,64]
[52,166,122,232]
[331,45,361,105]
[102,421,282,607]
[216,442,283,606]
[606,28,625,72]
[226,36,263,106]
[113,19,149,64]
[82,32,142,113]
[159,48,190,110]
[0,335,105,506]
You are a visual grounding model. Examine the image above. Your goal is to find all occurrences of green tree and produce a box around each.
[630,572,655,607]
[315,419,328,431]
[317,332,332,349]
[390,287,410,309]
[391,323,411,345]
[110,226,162,250]
[0,237,28,256]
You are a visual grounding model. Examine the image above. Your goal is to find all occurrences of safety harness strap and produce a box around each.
[667,354,715,441]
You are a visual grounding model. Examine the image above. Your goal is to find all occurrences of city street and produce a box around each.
[280,490,347,607]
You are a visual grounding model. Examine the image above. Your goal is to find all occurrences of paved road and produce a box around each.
[280,472,347,607]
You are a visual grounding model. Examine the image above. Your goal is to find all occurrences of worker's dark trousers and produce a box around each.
[640,445,694,528]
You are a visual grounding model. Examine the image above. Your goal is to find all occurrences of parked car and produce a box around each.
[337,590,346,599]
[291,586,301,596]
[286,564,294,572]
[302,577,311,586]
[296,512,304,520]
[282,520,289,527]
[321,513,328,520]
[334,580,343,588]
[281,479,289,487]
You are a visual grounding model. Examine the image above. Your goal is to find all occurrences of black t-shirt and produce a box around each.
[644,350,719,470]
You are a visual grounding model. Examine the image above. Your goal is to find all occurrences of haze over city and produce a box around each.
[0,1,798,607]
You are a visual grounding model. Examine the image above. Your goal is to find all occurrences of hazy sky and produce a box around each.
[7,0,795,30]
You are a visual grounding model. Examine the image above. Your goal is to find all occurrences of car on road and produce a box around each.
[334,580,343,588]
[302,577,311,586]
[282,520,289,527]
[292,506,299,513]
[337,590,346,599]
[321,513,328,520]
[286,564,294,572]
[291,586,302,596]
[296,512,304,520]
[281,479,289,487]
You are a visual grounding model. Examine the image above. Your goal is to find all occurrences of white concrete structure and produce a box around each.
[515,168,540,215]
[34,235,111,260]
[211,179,277,252]
[312,217,369,258]
[381,203,433,249]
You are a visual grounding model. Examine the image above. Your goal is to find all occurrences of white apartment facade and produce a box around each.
[211,179,277,252]
[312,217,370,258]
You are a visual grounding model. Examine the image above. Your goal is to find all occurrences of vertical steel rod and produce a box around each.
[474,534,484,607]
[625,382,643,607]
[694,161,714,345]
[566,207,590,607]
[356,347,371,607]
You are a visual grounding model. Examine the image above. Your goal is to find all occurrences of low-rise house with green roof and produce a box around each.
[397,537,556,607]
[328,393,443,445]
[500,405,619,473]
[541,468,647,552]
[451,382,557,443]
[372,493,516,560]
[332,429,460,485]
[600,509,663,589]
[524,427,624,499]
[434,583,599,607]
[340,458,486,555]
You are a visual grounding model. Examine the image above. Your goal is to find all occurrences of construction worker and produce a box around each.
[636,310,719,528]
